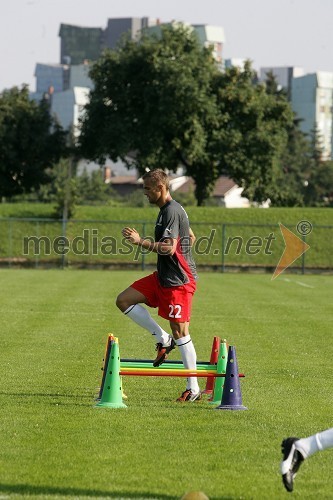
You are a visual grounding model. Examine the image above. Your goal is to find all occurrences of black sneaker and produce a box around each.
[176,389,202,402]
[153,338,176,367]
[281,437,304,492]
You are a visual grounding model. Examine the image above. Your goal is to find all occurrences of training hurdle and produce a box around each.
[119,366,245,377]
[96,334,246,409]
[121,359,214,368]
[120,369,244,377]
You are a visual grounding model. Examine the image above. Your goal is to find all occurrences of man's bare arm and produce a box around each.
[189,227,196,246]
[122,227,177,255]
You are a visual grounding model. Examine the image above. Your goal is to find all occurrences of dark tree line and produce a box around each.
[1,25,332,207]
[0,86,68,199]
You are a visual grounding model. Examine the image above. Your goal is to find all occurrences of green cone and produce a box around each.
[95,340,127,409]
[209,339,228,404]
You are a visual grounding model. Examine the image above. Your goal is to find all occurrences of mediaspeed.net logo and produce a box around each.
[272,220,312,280]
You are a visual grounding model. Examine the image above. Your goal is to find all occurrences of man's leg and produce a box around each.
[280,427,333,492]
[170,320,201,401]
[116,287,172,349]
[296,427,333,458]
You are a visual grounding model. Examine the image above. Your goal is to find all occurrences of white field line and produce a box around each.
[283,278,315,288]
[296,281,315,288]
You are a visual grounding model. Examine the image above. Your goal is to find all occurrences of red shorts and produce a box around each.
[130,272,196,323]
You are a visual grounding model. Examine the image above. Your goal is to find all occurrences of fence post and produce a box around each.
[8,219,12,269]
[61,218,67,269]
[221,223,226,273]
[141,222,146,271]
[301,234,306,275]
[35,220,39,269]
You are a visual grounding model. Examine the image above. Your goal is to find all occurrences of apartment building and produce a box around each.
[292,72,333,160]
[59,17,158,65]
[59,24,104,65]
[34,63,70,94]
[259,66,333,159]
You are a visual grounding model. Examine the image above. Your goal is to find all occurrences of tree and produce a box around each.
[52,158,79,219]
[303,128,333,206]
[268,117,310,206]
[0,86,68,199]
[214,63,294,203]
[305,160,333,206]
[77,168,111,204]
[79,24,221,205]
[79,26,294,205]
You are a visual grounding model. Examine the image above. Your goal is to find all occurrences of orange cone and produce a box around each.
[98,334,114,400]
[201,336,220,395]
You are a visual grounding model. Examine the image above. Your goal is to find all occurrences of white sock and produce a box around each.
[296,428,333,459]
[124,304,171,345]
[176,335,200,394]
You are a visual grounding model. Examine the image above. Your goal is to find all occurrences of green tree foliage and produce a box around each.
[264,77,333,207]
[79,25,294,205]
[52,158,79,219]
[0,86,68,199]
[79,24,221,205]
[77,168,111,204]
[305,160,333,206]
[271,117,310,206]
[272,123,333,207]
[215,64,294,203]
[303,129,333,206]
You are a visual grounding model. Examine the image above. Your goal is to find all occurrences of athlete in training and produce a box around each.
[116,169,201,402]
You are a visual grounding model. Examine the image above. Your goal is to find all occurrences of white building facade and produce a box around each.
[292,72,333,160]
[50,86,90,137]
[259,67,333,160]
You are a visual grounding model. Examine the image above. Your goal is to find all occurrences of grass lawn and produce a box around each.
[0,270,332,499]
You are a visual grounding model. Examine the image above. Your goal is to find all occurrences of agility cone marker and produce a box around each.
[209,339,228,404]
[97,334,127,401]
[95,337,127,409]
[201,336,220,395]
[216,345,247,411]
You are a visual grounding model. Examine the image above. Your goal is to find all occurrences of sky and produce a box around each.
[1,0,333,92]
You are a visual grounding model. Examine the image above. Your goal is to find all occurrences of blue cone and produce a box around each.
[216,345,247,411]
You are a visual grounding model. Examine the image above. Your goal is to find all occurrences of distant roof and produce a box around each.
[175,176,237,197]
[59,23,103,34]
[107,174,238,196]
[109,176,140,185]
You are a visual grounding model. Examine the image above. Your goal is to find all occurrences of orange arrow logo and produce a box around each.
[272,223,310,280]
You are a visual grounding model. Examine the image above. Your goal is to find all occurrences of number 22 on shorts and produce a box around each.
[168,304,182,319]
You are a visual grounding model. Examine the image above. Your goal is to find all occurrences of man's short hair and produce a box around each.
[142,169,170,190]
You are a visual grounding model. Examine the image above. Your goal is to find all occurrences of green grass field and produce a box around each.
[1,270,332,499]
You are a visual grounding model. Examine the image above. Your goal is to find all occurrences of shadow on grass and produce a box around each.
[0,392,92,399]
[0,483,176,499]
[0,484,232,499]
[0,392,221,410]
